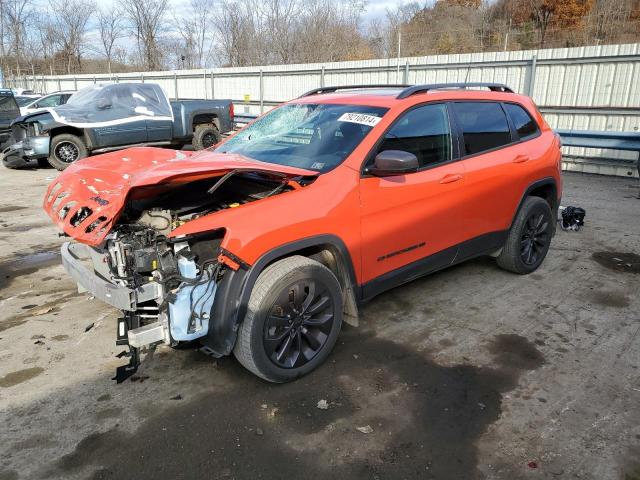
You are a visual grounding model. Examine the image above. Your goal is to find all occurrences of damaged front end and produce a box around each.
[61,226,222,381]
[44,148,317,381]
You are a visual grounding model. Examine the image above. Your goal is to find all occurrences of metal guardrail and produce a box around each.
[555,129,640,152]
[233,113,259,126]
[556,129,640,178]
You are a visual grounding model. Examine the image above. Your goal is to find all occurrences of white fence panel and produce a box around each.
[7,43,640,175]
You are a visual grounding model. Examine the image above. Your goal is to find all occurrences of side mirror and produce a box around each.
[96,98,112,110]
[369,150,419,176]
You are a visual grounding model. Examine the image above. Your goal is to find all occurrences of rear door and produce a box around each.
[359,103,469,292]
[452,101,536,240]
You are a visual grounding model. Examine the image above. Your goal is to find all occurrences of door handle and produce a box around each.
[439,173,463,184]
[513,154,530,163]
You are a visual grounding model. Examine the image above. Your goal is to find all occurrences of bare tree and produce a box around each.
[37,15,58,75]
[97,6,125,73]
[529,0,555,47]
[4,0,34,75]
[120,0,169,70]
[174,0,215,69]
[259,0,302,64]
[589,0,630,41]
[214,0,257,66]
[50,0,95,74]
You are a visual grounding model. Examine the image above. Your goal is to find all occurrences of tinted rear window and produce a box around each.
[452,102,512,155]
[504,103,539,140]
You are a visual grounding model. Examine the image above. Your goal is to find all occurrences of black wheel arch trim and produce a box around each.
[201,234,358,357]
[511,177,560,233]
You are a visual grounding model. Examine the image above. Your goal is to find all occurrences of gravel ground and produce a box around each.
[0,166,638,480]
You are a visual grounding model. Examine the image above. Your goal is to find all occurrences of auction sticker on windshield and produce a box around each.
[338,112,382,127]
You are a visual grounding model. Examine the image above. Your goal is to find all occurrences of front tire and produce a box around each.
[497,196,553,274]
[233,256,343,383]
[48,134,88,170]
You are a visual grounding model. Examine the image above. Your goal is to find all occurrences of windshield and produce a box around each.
[216,103,388,172]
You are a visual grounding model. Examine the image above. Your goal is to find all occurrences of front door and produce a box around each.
[359,103,468,297]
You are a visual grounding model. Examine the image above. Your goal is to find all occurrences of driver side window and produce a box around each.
[377,103,452,169]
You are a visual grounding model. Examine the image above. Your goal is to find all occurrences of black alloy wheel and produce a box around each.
[263,279,335,369]
[520,211,550,266]
[233,255,343,383]
[496,195,553,274]
[201,131,217,149]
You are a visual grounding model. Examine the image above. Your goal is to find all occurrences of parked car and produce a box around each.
[43,82,562,383]
[19,91,74,116]
[4,82,233,170]
[15,94,42,108]
[11,88,36,95]
[0,89,19,149]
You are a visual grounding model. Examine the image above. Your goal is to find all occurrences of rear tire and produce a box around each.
[233,256,343,383]
[48,134,88,170]
[192,125,220,150]
[497,196,553,274]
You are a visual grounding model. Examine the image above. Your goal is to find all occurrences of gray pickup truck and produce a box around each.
[3,83,234,170]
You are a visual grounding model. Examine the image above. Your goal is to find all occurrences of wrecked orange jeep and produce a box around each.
[44,83,562,382]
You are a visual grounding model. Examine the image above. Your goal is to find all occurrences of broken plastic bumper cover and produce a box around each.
[61,242,162,311]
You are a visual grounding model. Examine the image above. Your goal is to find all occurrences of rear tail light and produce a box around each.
[229,102,234,121]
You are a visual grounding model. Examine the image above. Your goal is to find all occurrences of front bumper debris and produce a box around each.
[1,136,49,167]
[61,242,163,311]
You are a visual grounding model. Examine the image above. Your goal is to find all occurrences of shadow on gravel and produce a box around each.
[43,329,544,480]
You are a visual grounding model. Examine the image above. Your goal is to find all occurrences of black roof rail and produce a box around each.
[396,82,514,99]
[299,84,409,98]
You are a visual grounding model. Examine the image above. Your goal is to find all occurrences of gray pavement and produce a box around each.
[0,166,638,480]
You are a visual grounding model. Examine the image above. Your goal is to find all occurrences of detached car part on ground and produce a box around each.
[3,82,233,170]
[44,83,563,383]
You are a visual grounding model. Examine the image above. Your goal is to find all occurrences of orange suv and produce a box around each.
[44,83,562,382]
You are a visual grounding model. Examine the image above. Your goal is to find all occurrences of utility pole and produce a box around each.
[396,29,402,81]
[504,18,512,52]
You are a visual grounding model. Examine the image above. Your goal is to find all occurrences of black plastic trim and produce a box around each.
[511,177,559,233]
[299,84,409,97]
[201,234,358,356]
[397,83,514,99]
[361,230,508,302]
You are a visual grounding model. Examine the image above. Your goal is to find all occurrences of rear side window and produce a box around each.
[452,102,511,156]
[377,103,451,168]
[503,103,539,140]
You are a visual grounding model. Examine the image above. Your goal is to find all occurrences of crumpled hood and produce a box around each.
[43,147,317,246]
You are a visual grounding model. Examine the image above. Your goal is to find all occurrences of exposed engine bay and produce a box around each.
[69,171,305,381]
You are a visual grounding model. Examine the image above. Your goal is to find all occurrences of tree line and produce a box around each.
[1,0,639,78]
